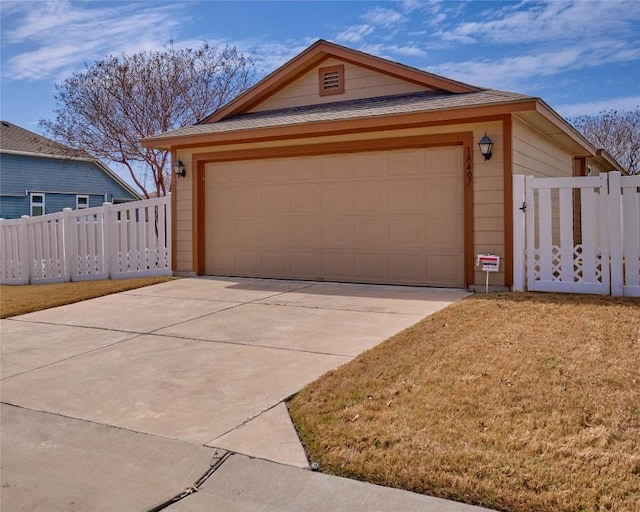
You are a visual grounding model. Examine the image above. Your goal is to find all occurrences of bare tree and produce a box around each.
[571,107,640,175]
[40,44,256,197]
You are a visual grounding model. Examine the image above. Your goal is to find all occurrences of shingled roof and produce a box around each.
[0,121,92,160]
[143,89,534,142]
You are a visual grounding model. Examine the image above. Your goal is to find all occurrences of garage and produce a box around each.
[205,145,464,287]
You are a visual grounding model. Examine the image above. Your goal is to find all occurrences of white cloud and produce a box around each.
[554,95,640,118]
[361,7,407,28]
[431,40,640,90]
[438,0,639,45]
[2,2,188,80]
[335,24,374,44]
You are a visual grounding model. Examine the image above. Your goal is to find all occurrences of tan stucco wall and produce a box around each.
[173,120,508,288]
[250,57,431,113]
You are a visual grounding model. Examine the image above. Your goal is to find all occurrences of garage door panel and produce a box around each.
[291,157,320,181]
[388,149,422,176]
[262,185,290,214]
[209,250,235,273]
[322,183,353,214]
[291,184,320,213]
[426,217,464,249]
[210,188,235,213]
[389,181,426,213]
[234,161,263,183]
[291,252,321,277]
[389,254,425,282]
[322,218,354,247]
[321,154,352,179]
[235,251,262,274]
[205,146,464,287]
[291,218,321,247]
[261,159,290,182]
[209,165,234,184]
[426,179,463,213]
[425,146,461,173]
[426,254,463,285]
[235,188,262,214]
[235,219,262,247]
[354,182,387,214]
[353,152,387,178]
[262,251,289,275]
[354,253,386,280]
[210,219,235,245]
[322,253,353,279]
[263,218,291,247]
[389,218,426,247]
[355,218,388,247]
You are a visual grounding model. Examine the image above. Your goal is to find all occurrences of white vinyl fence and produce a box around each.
[513,172,639,296]
[0,195,171,285]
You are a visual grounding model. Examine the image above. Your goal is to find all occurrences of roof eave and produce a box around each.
[596,149,626,173]
[0,148,92,161]
[141,98,538,150]
[534,100,599,156]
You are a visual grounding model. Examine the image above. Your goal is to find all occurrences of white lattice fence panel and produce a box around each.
[27,211,68,284]
[0,218,29,284]
[525,174,609,294]
[109,196,171,279]
[70,208,109,281]
[0,195,171,285]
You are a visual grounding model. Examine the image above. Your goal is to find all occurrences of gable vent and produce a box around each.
[319,64,345,96]
[323,70,340,89]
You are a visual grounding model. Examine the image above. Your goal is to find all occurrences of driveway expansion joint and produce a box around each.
[0,402,205,447]
[204,401,283,447]
[256,300,428,317]
[150,331,358,358]
[0,330,144,381]
[146,449,231,512]
[144,282,318,335]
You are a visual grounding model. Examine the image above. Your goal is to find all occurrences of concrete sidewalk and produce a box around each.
[1,277,483,511]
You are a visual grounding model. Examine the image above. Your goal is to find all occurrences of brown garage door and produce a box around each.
[205,146,464,286]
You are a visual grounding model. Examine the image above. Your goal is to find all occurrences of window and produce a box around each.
[318,64,345,96]
[30,193,45,216]
[76,195,89,209]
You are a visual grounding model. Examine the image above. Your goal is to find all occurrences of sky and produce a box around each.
[1,0,639,134]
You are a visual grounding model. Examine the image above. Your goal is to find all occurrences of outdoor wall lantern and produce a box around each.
[478,133,493,161]
[173,160,186,178]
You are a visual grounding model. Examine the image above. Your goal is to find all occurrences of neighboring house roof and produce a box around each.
[0,120,91,159]
[1,121,141,200]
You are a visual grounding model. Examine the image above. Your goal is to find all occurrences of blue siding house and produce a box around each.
[0,121,140,219]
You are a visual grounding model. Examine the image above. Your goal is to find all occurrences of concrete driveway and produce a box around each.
[1,277,486,511]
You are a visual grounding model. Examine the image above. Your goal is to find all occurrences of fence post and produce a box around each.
[103,202,115,279]
[512,175,526,291]
[608,172,623,296]
[62,208,73,281]
[165,194,172,272]
[19,216,31,284]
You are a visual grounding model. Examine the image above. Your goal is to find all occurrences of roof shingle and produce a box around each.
[143,89,534,142]
[0,121,91,159]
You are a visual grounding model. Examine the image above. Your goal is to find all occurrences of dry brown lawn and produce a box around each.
[289,293,640,512]
[0,277,176,318]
